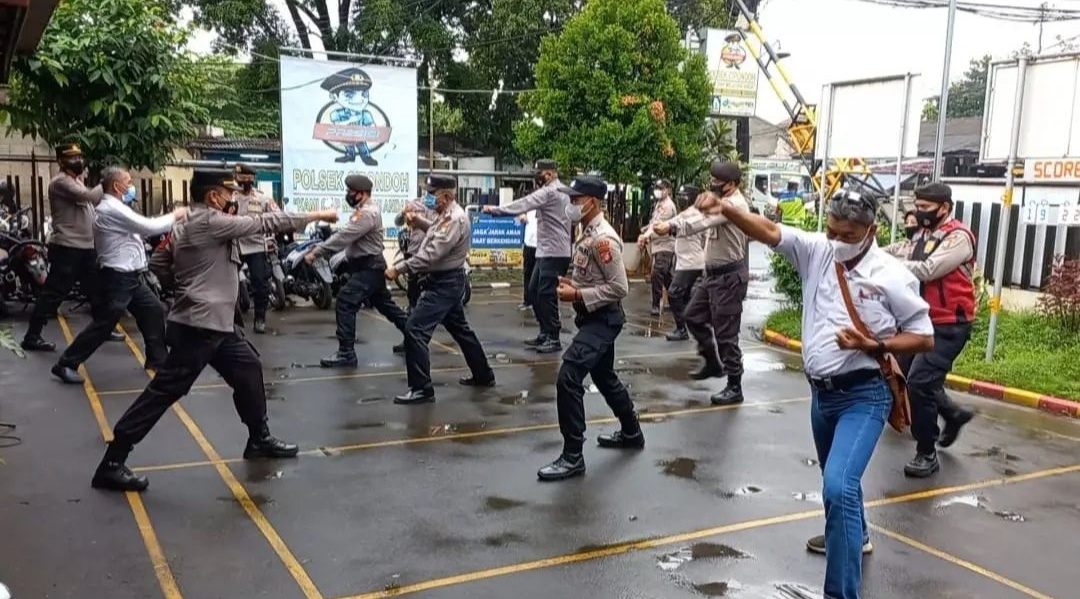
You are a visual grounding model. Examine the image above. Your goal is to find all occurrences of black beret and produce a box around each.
[346,174,374,192]
[562,176,608,200]
[190,168,239,193]
[426,175,457,191]
[234,164,257,176]
[914,182,952,203]
[710,160,742,183]
[55,143,83,160]
[679,184,701,198]
[319,67,373,93]
[534,159,558,171]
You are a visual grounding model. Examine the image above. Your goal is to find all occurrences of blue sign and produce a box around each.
[470,213,524,249]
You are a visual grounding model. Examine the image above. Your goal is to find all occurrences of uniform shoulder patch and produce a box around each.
[941,230,966,248]
[596,238,613,264]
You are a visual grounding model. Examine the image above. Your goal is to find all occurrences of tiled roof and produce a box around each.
[918,116,983,155]
[187,138,281,152]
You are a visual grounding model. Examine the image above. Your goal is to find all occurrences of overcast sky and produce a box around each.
[186,0,1080,125]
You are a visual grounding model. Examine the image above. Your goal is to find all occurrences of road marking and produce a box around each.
[334,463,1080,599]
[131,396,810,473]
[117,325,325,599]
[94,349,704,396]
[868,524,1057,599]
[357,309,460,355]
[56,315,184,599]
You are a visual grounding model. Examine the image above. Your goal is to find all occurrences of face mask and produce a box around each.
[710,183,728,195]
[916,207,943,229]
[831,229,872,263]
[904,225,919,240]
[66,160,85,176]
[345,192,359,208]
[240,182,254,192]
[122,185,137,205]
[653,189,664,200]
[565,202,584,224]
[423,192,437,210]
[534,174,547,187]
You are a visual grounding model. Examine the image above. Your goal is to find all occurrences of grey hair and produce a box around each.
[101,166,128,193]
[826,191,878,226]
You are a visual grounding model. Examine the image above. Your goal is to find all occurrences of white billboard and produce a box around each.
[279,55,419,239]
[815,74,921,159]
[701,28,759,117]
[981,53,1080,163]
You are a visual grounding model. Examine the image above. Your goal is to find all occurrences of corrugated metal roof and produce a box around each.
[918,117,983,155]
[187,138,282,152]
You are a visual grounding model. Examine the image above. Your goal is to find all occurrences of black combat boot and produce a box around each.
[710,375,744,405]
[91,442,149,492]
[243,423,299,459]
[665,327,689,341]
[20,332,55,352]
[51,362,83,384]
[253,313,267,335]
[320,352,358,368]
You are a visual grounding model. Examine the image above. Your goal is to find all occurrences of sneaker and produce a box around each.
[904,451,940,478]
[806,534,873,555]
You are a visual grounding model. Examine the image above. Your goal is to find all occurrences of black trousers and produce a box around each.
[242,252,271,318]
[28,244,98,336]
[684,265,749,376]
[902,322,972,454]
[111,322,269,450]
[530,256,571,339]
[668,269,702,331]
[336,267,407,355]
[404,269,493,391]
[556,303,637,456]
[59,269,168,369]
[522,245,537,305]
[650,251,675,309]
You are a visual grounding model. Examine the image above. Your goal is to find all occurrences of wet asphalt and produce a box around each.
[2,244,1080,599]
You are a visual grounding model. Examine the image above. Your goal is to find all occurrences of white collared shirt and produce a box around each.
[773,225,934,378]
[94,195,176,272]
[524,210,538,248]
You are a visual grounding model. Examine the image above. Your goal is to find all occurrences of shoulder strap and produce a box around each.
[834,262,873,339]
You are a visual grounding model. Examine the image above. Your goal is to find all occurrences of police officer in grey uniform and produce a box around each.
[233,164,279,334]
[483,159,571,354]
[638,179,678,316]
[664,184,707,341]
[306,174,408,368]
[388,175,495,405]
[90,169,338,492]
[655,161,750,405]
[537,176,642,482]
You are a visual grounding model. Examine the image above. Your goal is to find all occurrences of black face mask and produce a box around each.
[65,160,85,176]
[904,225,919,240]
[916,208,944,229]
[534,173,548,187]
[240,182,254,192]
[710,183,728,195]
[345,192,361,208]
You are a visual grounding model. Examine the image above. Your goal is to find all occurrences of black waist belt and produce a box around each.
[423,268,465,276]
[347,255,386,271]
[806,368,881,392]
[705,260,746,277]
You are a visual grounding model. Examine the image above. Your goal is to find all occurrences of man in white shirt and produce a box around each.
[710,190,934,599]
[518,209,538,311]
[52,166,186,384]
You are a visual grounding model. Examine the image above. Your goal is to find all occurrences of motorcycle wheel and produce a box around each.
[314,282,333,310]
[271,278,287,311]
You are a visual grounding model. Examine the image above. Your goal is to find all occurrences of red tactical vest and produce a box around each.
[910,218,977,325]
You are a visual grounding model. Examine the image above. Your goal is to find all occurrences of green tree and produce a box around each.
[921,54,992,121]
[1,0,210,172]
[514,0,711,185]
[666,0,735,32]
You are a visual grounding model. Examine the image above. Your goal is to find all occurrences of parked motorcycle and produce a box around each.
[281,223,334,310]
[0,230,49,319]
[264,235,288,310]
[393,226,473,306]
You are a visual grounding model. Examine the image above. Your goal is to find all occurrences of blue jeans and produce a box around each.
[810,377,890,599]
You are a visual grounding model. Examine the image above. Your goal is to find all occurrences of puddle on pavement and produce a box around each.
[356,396,385,405]
[658,457,698,480]
[802,458,819,467]
[693,581,733,596]
[934,494,1026,522]
[266,394,288,402]
[615,366,654,376]
[719,485,764,499]
[484,532,527,546]
[742,353,788,373]
[484,496,527,511]
[484,352,513,364]
[792,492,823,504]
[217,493,274,507]
[499,390,531,406]
[967,446,1022,462]
[342,420,387,431]
[430,421,489,437]
[768,406,785,414]
[657,542,749,571]
[317,446,342,456]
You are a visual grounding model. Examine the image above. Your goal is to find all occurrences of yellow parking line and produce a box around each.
[869,524,1057,599]
[131,396,810,474]
[333,463,1080,599]
[56,315,184,599]
[117,325,325,599]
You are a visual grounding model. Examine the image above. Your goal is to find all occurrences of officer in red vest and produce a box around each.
[885,182,977,478]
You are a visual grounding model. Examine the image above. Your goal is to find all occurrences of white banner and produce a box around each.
[279,55,419,239]
[701,28,759,117]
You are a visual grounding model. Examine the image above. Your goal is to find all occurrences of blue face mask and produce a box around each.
[423,192,437,209]
[122,185,137,205]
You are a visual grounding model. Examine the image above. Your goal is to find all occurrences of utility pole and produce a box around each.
[932,0,958,181]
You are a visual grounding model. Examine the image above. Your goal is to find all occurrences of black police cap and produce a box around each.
[320,68,373,93]
[426,175,457,192]
[710,160,742,183]
[914,182,952,203]
[562,176,608,200]
[190,168,239,194]
[679,184,701,198]
[533,159,558,171]
[55,142,83,160]
[346,174,374,193]
[234,164,257,177]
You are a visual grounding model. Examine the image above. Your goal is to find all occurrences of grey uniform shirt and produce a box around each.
[313,201,385,261]
[49,174,104,250]
[573,213,629,312]
[883,217,975,282]
[641,197,677,255]
[667,205,707,272]
[774,225,933,378]
[235,190,278,255]
[395,201,470,274]
[395,198,435,253]
[487,179,571,258]
[674,191,751,268]
[168,204,310,333]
